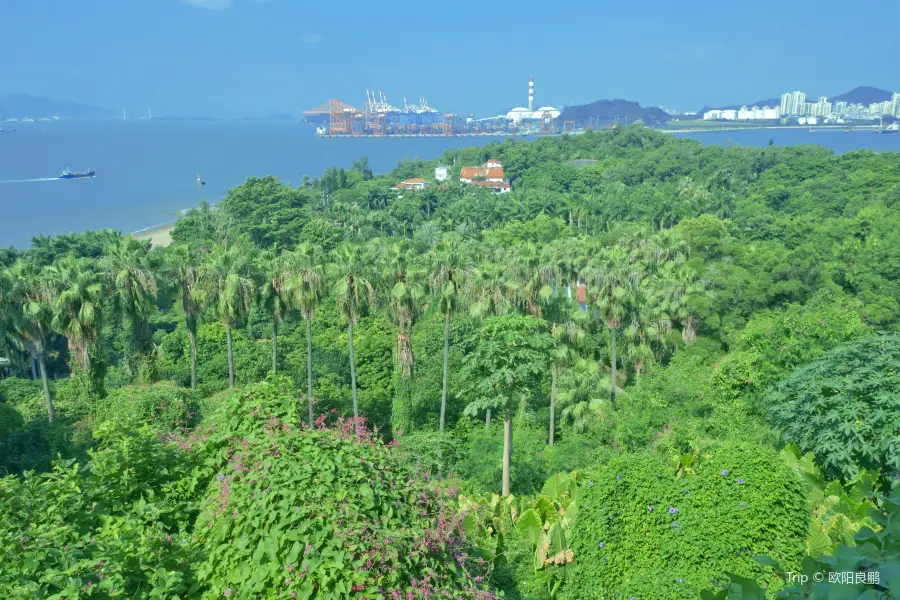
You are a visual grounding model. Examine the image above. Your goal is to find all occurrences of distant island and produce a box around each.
[0,93,113,120]
[558,99,669,128]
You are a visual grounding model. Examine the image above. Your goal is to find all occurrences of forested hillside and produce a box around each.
[1,124,898,599]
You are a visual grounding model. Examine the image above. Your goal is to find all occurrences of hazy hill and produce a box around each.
[0,93,113,119]
[558,99,669,127]
[832,86,893,105]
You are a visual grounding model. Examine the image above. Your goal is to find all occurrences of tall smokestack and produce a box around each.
[528,77,534,112]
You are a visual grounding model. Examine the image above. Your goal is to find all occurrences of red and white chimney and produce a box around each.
[528,78,534,112]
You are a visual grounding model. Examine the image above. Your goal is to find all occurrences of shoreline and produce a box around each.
[132,221,175,247]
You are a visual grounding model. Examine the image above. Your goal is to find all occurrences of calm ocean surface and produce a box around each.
[1,121,898,248]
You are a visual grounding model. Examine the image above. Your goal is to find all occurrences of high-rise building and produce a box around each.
[835,101,848,115]
[780,91,806,116]
[892,93,900,116]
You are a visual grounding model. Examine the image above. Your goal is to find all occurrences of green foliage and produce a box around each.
[0,426,205,599]
[769,335,900,482]
[563,442,808,600]
[91,382,197,432]
[459,472,581,600]
[703,493,900,600]
[0,377,44,406]
[456,424,551,496]
[460,314,553,416]
[780,445,881,558]
[193,378,493,599]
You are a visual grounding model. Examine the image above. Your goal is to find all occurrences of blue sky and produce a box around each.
[2,0,897,117]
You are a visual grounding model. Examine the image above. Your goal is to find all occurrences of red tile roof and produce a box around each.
[403,178,429,184]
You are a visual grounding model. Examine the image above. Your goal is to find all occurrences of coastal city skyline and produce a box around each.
[703,89,900,123]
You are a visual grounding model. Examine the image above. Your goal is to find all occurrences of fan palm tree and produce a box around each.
[257,245,292,375]
[203,244,255,388]
[582,244,639,410]
[557,356,615,433]
[330,243,374,423]
[46,255,104,371]
[378,241,425,434]
[1,263,56,421]
[379,241,424,380]
[508,242,554,318]
[163,244,205,389]
[286,243,323,425]
[46,255,106,396]
[103,236,158,376]
[428,233,473,432]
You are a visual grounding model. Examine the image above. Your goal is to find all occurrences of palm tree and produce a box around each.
[103,236,158,377]
[557,356,615,433]
[582,244,638,410]
[378,241,425,434]
[164,245,205,389]
[379,242,424,379]
[257,246,292,375]
[203,244,255,388]
[428,233,473,432]
[330,244,375,424]
[0,263,56,421]
[508,242,554,318]
[286,243,323,425]
[46,255,106,396]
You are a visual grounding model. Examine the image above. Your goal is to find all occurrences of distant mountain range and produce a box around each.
[0,93,113,119]
[698,86,895,114]
[558,99,669,127]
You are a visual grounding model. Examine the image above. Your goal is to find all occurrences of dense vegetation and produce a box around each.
[1,124,899,599]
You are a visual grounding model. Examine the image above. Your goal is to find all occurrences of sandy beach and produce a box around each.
[132,221,175,248]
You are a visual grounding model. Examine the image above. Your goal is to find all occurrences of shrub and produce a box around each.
[91,382,197,432]
[563,442,807,600]
[192,377,494,599]
[768,335,900,482]
[0,426,205,599]
[0,377,43,406]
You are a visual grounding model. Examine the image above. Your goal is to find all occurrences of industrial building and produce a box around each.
[504,78,561,126]
[305,78,562,138]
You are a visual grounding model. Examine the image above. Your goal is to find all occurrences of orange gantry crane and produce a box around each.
[303,99,361,136]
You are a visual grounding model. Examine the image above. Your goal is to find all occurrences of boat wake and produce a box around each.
[0,177,62,184]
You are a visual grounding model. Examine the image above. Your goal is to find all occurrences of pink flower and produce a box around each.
[224,589,232,597]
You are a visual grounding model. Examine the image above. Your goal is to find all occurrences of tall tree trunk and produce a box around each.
[485,408,491,429]
[37,353,54,424]
[188,327,198,390]
[30,354,38,379]
[609,326,617,411]
[272,320,278,375]
[349,321,358,421]
[226,326,235,388]
[549,366,557,446]
[306,318,314,426]
[439,309,451,433]
[502,406,512,497]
